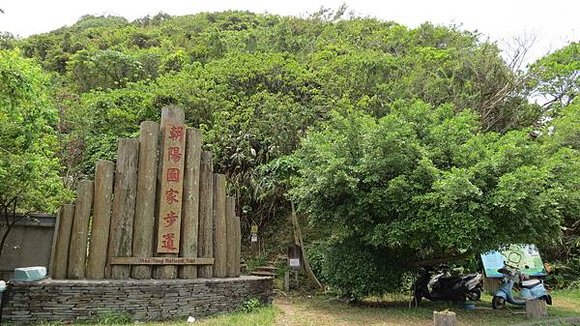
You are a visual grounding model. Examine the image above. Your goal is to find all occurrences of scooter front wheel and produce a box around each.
[492,295,506,309]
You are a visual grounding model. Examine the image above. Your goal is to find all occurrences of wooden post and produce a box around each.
[197,151,214,278]
[50,204,75,279]
[433,311,457,326]
[483,277,500,295]
[212,174,227,278]
[226,196,236,277]
[68,180,94,279]
[108,138,139,279]
[179,128,202,279]
[234,213,241,277]
[526,300,547,319]
[49,211,59,277]
[86,160,115,279]
[132,121,159,279]
[153,106,186,279]
[284,271,290,292]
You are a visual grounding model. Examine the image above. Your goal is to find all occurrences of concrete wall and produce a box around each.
[2,276,273,323]
[0,215,55,280]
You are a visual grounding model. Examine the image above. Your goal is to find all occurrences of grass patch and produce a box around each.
[22,289,580,325]
[275,289,580,326]
[195,305,279,326]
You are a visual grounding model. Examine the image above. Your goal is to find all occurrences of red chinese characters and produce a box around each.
[166,168,180,182]
[164,211,178,227]
[157,121,187,254]
[165,188,179,204]
[168,147,182,162]
[169,126,184,141]
[161,233,177,250]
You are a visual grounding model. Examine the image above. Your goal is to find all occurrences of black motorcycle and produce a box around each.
[413,267,483,305]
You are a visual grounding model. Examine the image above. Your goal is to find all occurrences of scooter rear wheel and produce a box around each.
[467,289,481,301]
[492,296,506,309]
[544,294,553,305]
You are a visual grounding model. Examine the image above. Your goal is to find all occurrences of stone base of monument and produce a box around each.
[1,276,273,323]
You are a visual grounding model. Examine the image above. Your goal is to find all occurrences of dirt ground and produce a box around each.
[272,291,580,326]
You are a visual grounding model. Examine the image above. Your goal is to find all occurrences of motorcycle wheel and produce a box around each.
[412,290,424,306]
[467,289,481,301]
[453,295,466,305]
[492,296,506,309]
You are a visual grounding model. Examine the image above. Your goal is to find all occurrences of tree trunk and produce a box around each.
[433,311,457,326]
[526,300,548,319]
[291,201,323,290]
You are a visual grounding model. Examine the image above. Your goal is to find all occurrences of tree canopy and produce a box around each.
[288,99,578,295]
[0,50,70,256]
[12,11,547,230]
[1,10,578,291]
[0,50,68,213]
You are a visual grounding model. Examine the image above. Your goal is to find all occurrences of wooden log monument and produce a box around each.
[50,106,241,280]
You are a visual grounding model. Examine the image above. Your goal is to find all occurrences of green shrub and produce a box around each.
[322,237,411,299]
[545,256,580,289]
[239,298,262,313]
[244,254,268,274]
[305,239,329,284]
[94,311,132,325]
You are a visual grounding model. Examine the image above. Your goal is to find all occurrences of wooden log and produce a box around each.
[131,121,159,279]
[179,128,202,279]
[85,160,115,279]
[50,204,75,279]
[108,138,139,279]
[212,174,227,278]
[234,213,241,277]
[68,180,94,279]
[433,311,457,326]
[226,196,236,277]
[153,106,186,279]
[526,300,547,319]
[49,211,59,277]
[197,151,214,278]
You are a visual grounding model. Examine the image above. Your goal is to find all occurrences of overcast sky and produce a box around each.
[0,0,578,65]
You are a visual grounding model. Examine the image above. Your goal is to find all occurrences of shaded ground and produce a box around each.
[271,290,580,326]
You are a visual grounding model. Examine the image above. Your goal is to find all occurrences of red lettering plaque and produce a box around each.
[156,122,186,253]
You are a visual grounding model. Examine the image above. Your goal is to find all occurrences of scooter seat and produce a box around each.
[521,279,541,288]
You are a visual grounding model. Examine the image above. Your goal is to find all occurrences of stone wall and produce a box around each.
[1,276,273,323]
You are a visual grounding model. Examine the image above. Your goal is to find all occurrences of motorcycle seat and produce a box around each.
[521,279,541,288]
[461,273,479,280]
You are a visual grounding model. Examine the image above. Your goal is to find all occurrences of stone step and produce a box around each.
[250,271,276,277]
[255,266,277,272]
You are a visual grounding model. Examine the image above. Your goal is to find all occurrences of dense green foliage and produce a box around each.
[291,99,579,294]
[528,42,579,113]
[1,10,578,292]
[13,11,544,229]
[0,50,69,213]
[0,50,70,256]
